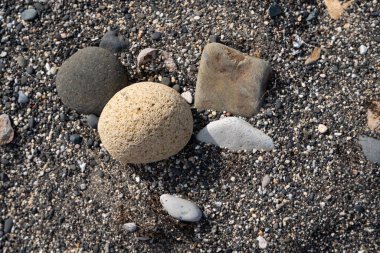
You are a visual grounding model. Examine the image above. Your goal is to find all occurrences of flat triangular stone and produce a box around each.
[196,117,274,151]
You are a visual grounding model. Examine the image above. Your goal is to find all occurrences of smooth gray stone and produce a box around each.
[196,117,274,151]
[358,136,380,164]
[18,91,29,104]
[160,194,202,222]
[4,218,13,234]
[21,9,38,21]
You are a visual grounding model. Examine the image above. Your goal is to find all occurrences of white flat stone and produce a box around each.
[181,91,193,104]
[122,222,137,233]
[196,117,274,151]
[318,124,328,134]
[257,236,268,249]
[160,194,202,222]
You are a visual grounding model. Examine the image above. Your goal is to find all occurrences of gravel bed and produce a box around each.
[0,1,379,252]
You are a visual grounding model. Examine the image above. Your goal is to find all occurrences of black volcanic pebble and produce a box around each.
[268,4,282,18]
[151,32,162,40]
[69,134,82,144]
[56,47,128,115]
[99,30,127,53]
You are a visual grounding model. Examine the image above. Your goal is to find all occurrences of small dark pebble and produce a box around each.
[354,205,365,213]
[180,26,188,33]
[21,76,28,85]
[25,66,34,75]
[151,32,162,40]
[98,170,105,178]
[209,35,221,43]
[60,112,68,122]
[125,13,132,20]
[171,31,178,37]
[69,134,82,144]
[275,99,282,110]
[1,159,11,166]
[161,77,171,86]
[28,118,35,129]
[374,35,380,43]
[268,4,282,18]
[4,218,13,234]
[331,65,339,72]
[86,138,94,147]
[93,245,100,253]
[0,172,10,181]
[172,84,181,92]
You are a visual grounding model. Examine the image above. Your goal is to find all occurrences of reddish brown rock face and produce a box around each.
[194,43,272,117]
[0,114,14,145]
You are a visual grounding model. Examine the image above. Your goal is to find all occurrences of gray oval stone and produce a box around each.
[21,9,38,21]
[160,194,202,222]
[196,117,274,151]
[122,222,137,233]
[18,91,29,104]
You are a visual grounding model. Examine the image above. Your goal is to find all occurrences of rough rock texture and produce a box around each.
[56,47,128,115]
[194,43,272,117]
[368,100,380,133]
[160,194,203,222]
[0,114,14,145]
[137,48,159,67]
[98,82,193,164]
[358,136,380,164]
[196,117,274,151]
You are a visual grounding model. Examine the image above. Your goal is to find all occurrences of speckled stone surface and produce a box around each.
[98,82,193,164]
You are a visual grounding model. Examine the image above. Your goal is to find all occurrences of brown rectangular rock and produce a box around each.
[194,43,272,117]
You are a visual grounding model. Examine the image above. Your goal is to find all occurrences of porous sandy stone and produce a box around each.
[195,43,272,117]
[98,82,193,164]
[56,47,128,116]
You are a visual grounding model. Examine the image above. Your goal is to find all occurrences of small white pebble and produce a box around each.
[123,222,137,233]
[318,124,328,134]
[359,45,368,55]
[257,236,268,249]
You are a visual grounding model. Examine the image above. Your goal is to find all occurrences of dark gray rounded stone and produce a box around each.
[69,134,82,144]
[56,47,128,115]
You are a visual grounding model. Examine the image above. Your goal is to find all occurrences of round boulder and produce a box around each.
[56,47,128,115]
[98,82,193,164]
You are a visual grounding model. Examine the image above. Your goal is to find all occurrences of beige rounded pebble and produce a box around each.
[318,124,328,134]
[98,82,193,164]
